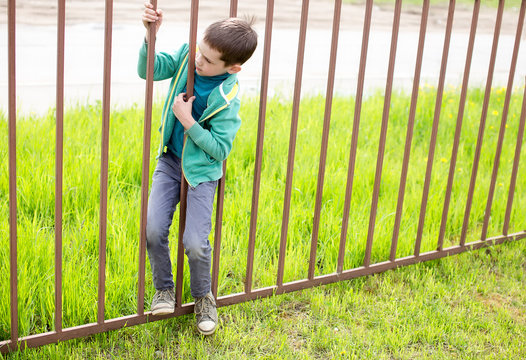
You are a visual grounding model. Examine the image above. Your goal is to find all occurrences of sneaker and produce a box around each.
[151,288,175,315]
[194,292,218,335]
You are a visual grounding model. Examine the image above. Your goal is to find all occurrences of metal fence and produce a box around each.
[2,0,526,352]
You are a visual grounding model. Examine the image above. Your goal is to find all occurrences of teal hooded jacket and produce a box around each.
[138,42,242,188]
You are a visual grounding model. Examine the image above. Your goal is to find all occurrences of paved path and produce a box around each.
[1,20,525,114]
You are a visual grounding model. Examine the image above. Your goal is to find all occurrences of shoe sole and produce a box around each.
[197,326,216,336]
[151,305,174,316]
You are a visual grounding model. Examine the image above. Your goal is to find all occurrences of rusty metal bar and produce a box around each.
[437,0,479,251]
[308,0,342,280]
[97,0,114,325]
[186,0,198,96]
[390,0,430,261]
[277,0,309,288]
[422,0,480,256]
[424,0,480,256]
[460,0,504,246]
[137,0,158,316]
[503,78,526,235]
[175,190,187,307]
[245,0,275,293]
[363,0,402,267]
[337,0,373,274]
[211,161,226,297]
[211,0,238,300]
[176,0,199,307]
[229,0,238,17]
[481,0,524,240]
[7,0,18,344]
[54,0,66,333]
[4,229,524,353]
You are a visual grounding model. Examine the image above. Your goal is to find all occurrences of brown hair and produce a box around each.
[203,17,258,66]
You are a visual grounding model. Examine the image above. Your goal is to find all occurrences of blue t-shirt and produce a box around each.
[168,72,230,157]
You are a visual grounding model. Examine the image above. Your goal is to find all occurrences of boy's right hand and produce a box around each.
[142,1,163,36]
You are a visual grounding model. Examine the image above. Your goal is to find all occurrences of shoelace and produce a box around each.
[154,289,173,303]
[196,295,213,318]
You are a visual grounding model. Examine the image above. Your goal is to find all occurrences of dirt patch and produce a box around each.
[477,292,526,324]
[1,0,521,34]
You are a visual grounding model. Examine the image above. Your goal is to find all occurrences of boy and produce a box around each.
[138,2,257,335]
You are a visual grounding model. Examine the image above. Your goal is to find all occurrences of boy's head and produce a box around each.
[195,17,257,77]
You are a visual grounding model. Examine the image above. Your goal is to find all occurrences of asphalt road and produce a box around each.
[1,19,525,114]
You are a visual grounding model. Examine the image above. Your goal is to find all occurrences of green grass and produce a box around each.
[1,85,526,357]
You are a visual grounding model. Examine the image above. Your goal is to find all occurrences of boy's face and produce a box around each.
[195,40,241,77]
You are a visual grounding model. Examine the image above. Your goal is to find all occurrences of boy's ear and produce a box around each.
[227,64,242,74]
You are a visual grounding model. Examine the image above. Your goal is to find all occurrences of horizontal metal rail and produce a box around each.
[2,232,524,352]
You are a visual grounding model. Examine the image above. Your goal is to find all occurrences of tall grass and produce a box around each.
[1,86,525,341]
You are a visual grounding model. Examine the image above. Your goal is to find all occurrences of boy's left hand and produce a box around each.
[172,93,196,130]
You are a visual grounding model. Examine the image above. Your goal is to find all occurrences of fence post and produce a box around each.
[503,77,526,235]
[276,0,310,288]
[245,0,275,294]
[364,0,402,267]
[308,0,342,280]
[390,0,430,260]
[338,0,373,274]
[7,0,19,345]
[437,0,479,251]
[481,0,525,240]
[459,0,504,246]
[137,0,159,316]
[54,0,66,333]
[175,0,199,308]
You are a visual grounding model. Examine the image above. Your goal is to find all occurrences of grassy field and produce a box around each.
[1,85,525,358]
[2,239,526,359]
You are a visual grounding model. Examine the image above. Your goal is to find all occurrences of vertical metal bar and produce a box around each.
[424,0,480,256]
[460,0,504,246]
[55,0,66,332]
[437,0,479,251]
[337,0,373,274]
[503,78,526,235]
[137,0,158,316]
[7,0,19,344]
[229,0,238,17]
[277,0,309,287]
[186,0,198,97]
[98,0,114,325]
[363,0,402,267]
[245,0,274,293]
[308,0,342,280]
[175,188,187,308]
[389,0,430,261]
[211,162,226,298]
[481,0,524,240]
[176,0,199,307]
[211,0,238,298]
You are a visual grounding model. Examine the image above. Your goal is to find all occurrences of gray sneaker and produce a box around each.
[194,292,218,335]
[151,288,175,315]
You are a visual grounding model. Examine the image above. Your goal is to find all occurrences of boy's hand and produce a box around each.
[172,93,196,130]
[142,1,163,38]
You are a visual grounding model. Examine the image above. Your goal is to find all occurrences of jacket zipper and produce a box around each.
[159,53,189,155]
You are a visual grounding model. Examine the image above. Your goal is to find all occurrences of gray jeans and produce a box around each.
[146,151,217,298]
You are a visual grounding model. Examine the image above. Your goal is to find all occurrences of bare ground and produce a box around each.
[1,0,521,34]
